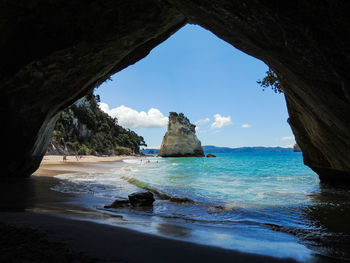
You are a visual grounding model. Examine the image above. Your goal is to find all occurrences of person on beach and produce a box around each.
[63,155,67,162]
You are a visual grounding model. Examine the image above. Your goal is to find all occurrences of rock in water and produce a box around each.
[158,112,204,157]
[104,199,130,208]
[128,191,155,207]
[293,143,302,152]
[206,154,216,157]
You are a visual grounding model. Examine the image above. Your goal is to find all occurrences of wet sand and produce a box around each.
[0,211,302,263]
[0,155,324,263]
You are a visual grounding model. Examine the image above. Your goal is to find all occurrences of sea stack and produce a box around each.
[158,112,204,157]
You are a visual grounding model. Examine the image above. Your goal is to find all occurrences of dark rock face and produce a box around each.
[0,0,185,178]
[167,1,350,184]
[46,141,78,156]
[104,199,130,209]
[128,191,155,207]
[104,191,155,208]
[1,1,350,184]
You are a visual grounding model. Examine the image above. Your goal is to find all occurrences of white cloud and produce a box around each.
[281,136,295,141]
[99,103,168,129]
[282,144,295,148]
[144,146,160,149]
[195,118,210,125]
[211,114,232,129]
[241,124,251,128]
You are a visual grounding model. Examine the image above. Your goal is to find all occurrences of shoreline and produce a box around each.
[34,154,137,177]
[0,155,329,262]
[40,154,136,165]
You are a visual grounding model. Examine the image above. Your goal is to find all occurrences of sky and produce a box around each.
[96,25,295,148]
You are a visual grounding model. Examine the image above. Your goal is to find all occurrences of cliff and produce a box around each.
[48,94,146,156]
[158,113,204,157]
[46,141,78,156]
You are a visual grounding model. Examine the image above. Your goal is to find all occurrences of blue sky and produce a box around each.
[96,25,295,148]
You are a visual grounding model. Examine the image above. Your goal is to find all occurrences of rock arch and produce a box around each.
[1,1,350,184]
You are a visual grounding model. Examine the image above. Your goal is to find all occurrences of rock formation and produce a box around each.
[158,113,204,157]
[104,191,155,208]
[104,199,130,209]
[128,191,155,207]
[293,144,302,153]
[0,0,186,178]
[1,1,350,184]
[46,141,77,156]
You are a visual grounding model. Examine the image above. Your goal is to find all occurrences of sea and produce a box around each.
[51,152,350,262]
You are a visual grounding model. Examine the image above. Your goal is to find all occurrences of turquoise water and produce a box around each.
[52,152,350,261]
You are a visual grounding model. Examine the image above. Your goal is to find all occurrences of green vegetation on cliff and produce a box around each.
[257,68,283,94]
[50,93,146,155]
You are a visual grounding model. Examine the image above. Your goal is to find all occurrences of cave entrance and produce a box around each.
[45,25,322,260]
[95,25,295,150]
[2,2,349,260]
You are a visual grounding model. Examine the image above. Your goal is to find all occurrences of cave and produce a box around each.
[1,1,350,184]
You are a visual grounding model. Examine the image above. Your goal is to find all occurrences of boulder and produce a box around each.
[158,112,204,157]
[104,199,130,209]
[206,154,216,157]
[293,144,302,152]
[128,191,155,207]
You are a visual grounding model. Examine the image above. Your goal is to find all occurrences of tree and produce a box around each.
[50,93,147,155]
[257,68,283,94]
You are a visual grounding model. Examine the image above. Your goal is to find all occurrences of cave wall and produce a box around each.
[167,0,350,183]
[1,0,350,183]
[0,0,186,177]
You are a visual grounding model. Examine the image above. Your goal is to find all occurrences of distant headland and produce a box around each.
[142,145,295,155]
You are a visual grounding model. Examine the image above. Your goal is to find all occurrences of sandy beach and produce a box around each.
[40,155,134,165]
[0,155,326,263]
[33,155,135,177]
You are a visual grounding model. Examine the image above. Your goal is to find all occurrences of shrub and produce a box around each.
[78,144,91,155]
[66,141,79,151]
[115,146,132,155]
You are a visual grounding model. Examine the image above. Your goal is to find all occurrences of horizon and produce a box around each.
[141,145,295,150]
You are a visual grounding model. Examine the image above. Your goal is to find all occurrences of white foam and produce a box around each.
[122,158,141,164]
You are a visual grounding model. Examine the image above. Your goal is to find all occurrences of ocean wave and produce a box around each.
[55,172,97,181]
[121,176,194,203]
[120,176,249,212]
[123,157,162,164]
[122,158,141,164]
[52,172,139,198]
[153,214,275,227]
